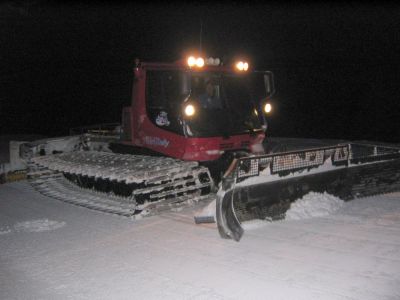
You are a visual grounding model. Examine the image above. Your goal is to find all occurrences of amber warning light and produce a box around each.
[187,56,204,68]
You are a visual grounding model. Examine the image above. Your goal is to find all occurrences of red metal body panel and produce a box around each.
[136,116,264,161]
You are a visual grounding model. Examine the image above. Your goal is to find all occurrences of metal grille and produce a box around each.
[237,158,260,179]
[234,143,400,183]
[333,145,349,162]
[271,150,324,173]
[349,144,400,161]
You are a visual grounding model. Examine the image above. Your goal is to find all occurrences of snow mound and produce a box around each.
[285,192,344,221]
[14,219,66,233]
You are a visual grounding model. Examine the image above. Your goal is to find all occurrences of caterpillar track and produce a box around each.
[28,151,214,217]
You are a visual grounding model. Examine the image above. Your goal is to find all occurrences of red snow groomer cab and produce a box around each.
[120,55,274,174]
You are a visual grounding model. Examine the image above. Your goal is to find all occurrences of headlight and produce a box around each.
[206,57,221,66]
[187,56,205,68]
[264,103,272,114]
[184,104,196,117]
[187,56,196,67]
[196,57,205,67]
[236,61,249,71]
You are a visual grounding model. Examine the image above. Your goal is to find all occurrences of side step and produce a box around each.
[217,143,400,241]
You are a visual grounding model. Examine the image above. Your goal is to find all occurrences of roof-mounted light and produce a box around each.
[196,57,204,67]
[187,56,196,67]
[236,61,249,71]
[187,56,205,68]
[206,57,221,66]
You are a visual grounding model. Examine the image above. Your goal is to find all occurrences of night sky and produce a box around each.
[1,1,400,142]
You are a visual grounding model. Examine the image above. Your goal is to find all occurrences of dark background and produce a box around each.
[1,1,399,142]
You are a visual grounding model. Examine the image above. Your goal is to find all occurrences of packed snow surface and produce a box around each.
[1,181,400,299]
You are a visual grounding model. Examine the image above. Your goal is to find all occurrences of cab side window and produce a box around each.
[146,71,184,135]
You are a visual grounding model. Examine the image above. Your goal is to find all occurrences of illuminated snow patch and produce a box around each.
[14,219,66,233]
[285,192,344,220]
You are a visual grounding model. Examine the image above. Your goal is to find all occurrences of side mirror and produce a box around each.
[263,71,275,97]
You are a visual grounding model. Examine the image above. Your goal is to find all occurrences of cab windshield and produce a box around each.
[185,73,264,137]
[146,70,267,137]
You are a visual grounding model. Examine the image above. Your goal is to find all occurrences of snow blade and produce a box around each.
[216,188,243,241]
[216,143,400,241]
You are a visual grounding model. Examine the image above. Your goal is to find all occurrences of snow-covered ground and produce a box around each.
[1,181,400,299]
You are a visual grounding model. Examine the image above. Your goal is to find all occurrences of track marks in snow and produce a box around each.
[14,219,66,233]
[0,219,66,235]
